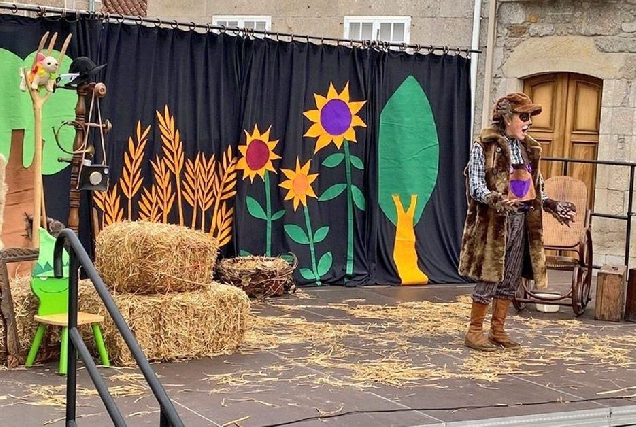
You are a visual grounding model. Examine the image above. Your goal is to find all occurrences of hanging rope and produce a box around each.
[0,2,481,55]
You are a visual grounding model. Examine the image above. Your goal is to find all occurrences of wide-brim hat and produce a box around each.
[492,92,542,121]
[68,56,107,85]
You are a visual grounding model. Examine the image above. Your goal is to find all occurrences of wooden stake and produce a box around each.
[24,33,72,248]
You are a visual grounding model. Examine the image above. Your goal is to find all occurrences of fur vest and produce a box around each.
[458,127,547,288]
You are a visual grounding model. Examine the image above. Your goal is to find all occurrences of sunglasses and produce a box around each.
[518,112,531,122]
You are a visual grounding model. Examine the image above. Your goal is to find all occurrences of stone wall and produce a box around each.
[494,0,636,268]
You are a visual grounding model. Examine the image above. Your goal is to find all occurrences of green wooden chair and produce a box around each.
[24,228,109,375]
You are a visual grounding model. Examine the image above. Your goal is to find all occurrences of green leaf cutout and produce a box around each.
[349,155,364,170]
[246,196,267,220]
[317,252,333,277]
[319,183,347,201]
[285,224,310,244]
[271,209,285,221]
[299,268,315,280]
[322,152,345,168]
[351,185,366,211]
[313,226,329,243]
[378,75,440,225]
[239,249,252,256]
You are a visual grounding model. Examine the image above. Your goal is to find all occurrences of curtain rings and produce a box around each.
[290,33,294,42]
[220,24,226,34]
[61,7,66,19]
[205,23,211,33]
[171,20,179,30]
[189,22,197,31]
[116,14,124,24]
[11,4,18,13]
[36,6,45,16]
[155,18,162,27]
[136,16,143,26]
[443,46,449,55]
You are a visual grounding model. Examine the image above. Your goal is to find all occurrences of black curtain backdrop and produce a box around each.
[0,14,471,286]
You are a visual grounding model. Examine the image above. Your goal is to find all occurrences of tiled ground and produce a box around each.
[2,271,636,426]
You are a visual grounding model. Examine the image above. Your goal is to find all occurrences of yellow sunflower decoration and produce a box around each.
[303,82,366,153]
[279,158,318,211]
[236,124,281,182]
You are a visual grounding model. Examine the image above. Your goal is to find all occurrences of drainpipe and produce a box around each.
[470,0,483,138]
[481,0,498,128]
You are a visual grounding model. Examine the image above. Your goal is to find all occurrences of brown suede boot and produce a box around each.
[465,301,498,351]
[489,298,521,349]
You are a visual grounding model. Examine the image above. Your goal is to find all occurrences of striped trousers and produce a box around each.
[472,211,526,304]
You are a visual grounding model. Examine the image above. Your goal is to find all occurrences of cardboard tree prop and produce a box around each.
[20,32,72,248]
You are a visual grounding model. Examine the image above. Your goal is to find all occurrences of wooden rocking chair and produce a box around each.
[513,176,593,316]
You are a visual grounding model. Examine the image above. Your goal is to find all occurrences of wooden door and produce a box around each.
[523,73,602,209]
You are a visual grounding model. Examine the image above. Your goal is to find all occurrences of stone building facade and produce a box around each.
[5,0,636,269]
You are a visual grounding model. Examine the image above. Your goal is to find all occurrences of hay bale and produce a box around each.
[0,276,90,364]
[0,275,39,360]
[2,277,249,367]
[216,254,297,298]
[95,220,219,294]
[79,281,250,366]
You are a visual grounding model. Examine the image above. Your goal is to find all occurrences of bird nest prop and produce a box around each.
[216,253,297,299]
[95,220,219,294]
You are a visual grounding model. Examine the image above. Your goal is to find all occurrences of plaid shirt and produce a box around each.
[468,137,546,204]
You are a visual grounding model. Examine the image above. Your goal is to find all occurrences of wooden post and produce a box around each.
[23,32,72,246]
[594,264,627,322]
[625,269,636,322]
[67,83,90,234]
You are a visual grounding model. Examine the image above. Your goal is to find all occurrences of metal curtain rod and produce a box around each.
[0,2,481,55]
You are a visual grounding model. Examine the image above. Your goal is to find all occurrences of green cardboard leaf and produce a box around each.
[284,224,310,244]
[313,226,329,243]
[322,152,345,168]
[351,185,366,211]
[318,183,347,201]
[246,196,267,220]
[271,209,285,221]
[349,155,364,170]
[317,252,333,277]
[299,268,315,280]
[378,75,439,225]
[239,249,252,256]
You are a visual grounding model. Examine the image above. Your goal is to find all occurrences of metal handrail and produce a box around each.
[543,156,636,268]
[53,229,184,427]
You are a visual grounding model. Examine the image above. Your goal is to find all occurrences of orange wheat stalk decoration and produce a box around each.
[183,153,202,228]
[97,185,124,228]
[151,156,175,223]
[120,121,150,219]
[210,145,237,237]
[92,190,107,231]
[214,202,234,247]
[157,105,185,226]
[196,153,215,232]
[138,184,161,222]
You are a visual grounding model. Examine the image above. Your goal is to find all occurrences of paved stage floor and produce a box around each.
[2,271,636,426]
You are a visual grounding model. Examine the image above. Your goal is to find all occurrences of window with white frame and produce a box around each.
[344,16,411,45]
[213,15,271,34]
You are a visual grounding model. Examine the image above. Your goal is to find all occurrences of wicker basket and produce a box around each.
[216,253,297,298]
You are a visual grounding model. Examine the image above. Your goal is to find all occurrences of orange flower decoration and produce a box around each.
[279,158,318,211]
[236,125,281,182]
[303,82,366,153]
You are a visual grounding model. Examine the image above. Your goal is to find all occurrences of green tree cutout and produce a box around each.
[0,49,76,174]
